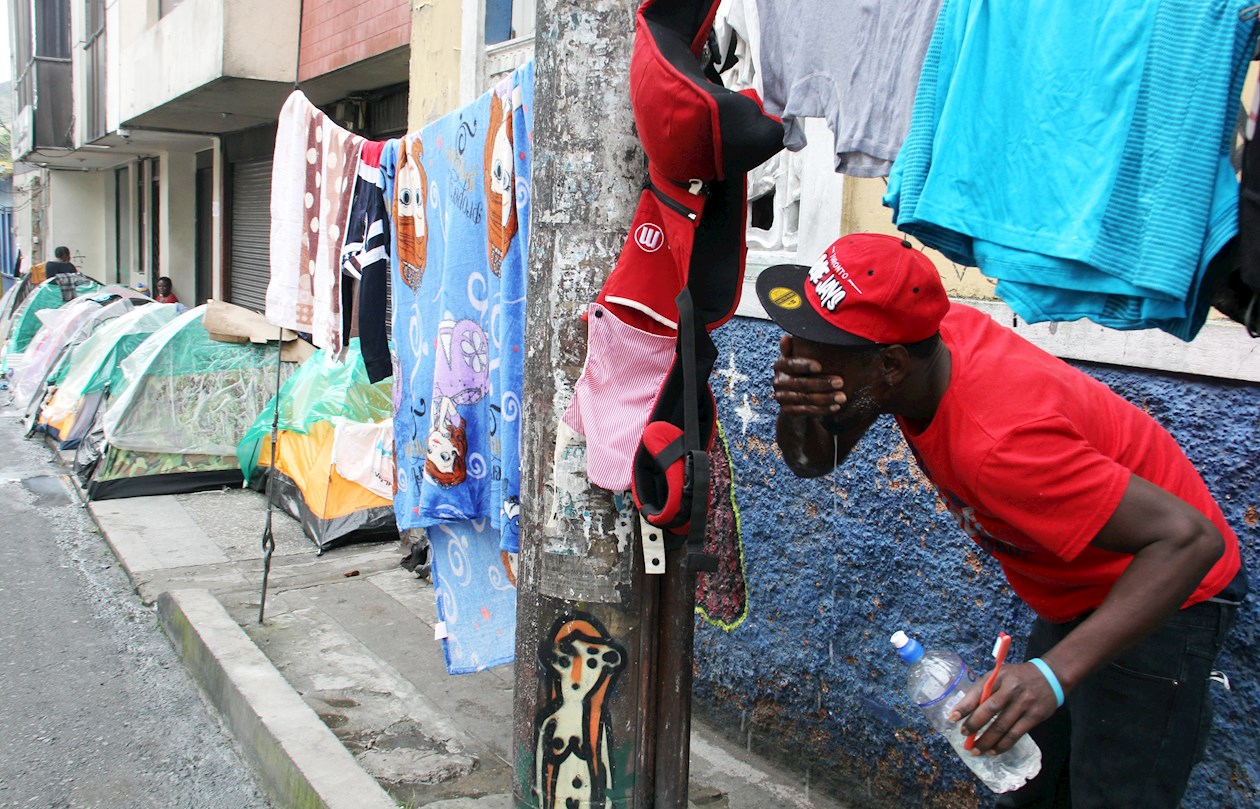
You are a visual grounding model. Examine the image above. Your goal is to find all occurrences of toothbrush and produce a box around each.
[964,631,1011,751]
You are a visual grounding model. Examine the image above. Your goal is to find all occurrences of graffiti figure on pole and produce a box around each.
[534,614,626,809]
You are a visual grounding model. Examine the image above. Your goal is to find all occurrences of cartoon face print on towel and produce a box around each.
[495,61,534,558]
[419,94,496,522]
[266,90,365,351]
[382,133,438,530]
[387,66,532,537]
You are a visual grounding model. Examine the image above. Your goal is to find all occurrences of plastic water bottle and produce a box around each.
[890,631,1042,793]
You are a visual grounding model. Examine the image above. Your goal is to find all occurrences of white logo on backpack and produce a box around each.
[635,223,665,253]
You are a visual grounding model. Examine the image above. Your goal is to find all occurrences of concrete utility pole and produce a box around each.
[514,1,697,807]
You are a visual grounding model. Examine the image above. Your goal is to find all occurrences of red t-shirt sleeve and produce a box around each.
[971,416,1130,562]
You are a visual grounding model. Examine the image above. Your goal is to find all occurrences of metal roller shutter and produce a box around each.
[228,159,272,313]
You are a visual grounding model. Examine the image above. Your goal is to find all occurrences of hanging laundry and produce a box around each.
[331,417,395,501]
[496,60,534,556]
[427,518,518,674]
[754,0,943,178]
[267,90,365,351]
[384,63,533,557]
[886,0,1258,340]
[341,139,394,382]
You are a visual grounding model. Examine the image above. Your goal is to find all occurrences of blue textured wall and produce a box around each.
[696,315,1260,809]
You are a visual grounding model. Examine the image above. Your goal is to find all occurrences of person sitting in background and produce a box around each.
[44,246,76,278]
[154,277,179,304]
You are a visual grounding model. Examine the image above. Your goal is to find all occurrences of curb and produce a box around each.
[157,588,398,809]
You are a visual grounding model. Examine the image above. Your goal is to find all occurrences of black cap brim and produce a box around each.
[755,264,878,347]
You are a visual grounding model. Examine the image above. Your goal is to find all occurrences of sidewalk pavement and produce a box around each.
[55,449,847,808]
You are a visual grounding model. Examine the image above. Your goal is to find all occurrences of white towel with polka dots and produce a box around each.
[267,90,365,351]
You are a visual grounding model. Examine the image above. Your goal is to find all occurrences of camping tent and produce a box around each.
[37,303,180,449]
[88,305,295,500]
[0,274,35,343]
[6,275,101,354]
[238,341,396,551]
[13,290,148,420]
[0,275,101,383]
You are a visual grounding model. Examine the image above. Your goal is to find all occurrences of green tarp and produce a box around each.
[237,339,393,481]
[38,303,180,449]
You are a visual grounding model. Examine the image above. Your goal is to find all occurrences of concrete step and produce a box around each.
[93,486,848,808]
[157,588,398,809]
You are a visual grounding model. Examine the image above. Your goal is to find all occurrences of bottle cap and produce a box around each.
[890,630,924,664]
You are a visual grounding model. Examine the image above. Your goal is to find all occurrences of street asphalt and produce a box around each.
[0,409,271,809]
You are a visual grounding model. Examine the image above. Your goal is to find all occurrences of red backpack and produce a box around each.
[596,0,783,569]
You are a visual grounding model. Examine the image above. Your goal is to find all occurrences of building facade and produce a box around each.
[6,0,410,308]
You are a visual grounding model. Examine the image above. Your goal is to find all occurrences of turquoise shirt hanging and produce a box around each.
[885,0,1257,340]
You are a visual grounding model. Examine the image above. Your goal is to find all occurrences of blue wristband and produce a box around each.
[1029,657,1065,708]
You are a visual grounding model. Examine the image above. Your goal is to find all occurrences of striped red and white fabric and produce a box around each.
[563,302,675,491]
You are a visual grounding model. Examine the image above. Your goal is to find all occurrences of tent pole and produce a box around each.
[258,326,284,624]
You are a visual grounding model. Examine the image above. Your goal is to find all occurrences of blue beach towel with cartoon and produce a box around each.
[386,63,533,548]
[496,61,534,555]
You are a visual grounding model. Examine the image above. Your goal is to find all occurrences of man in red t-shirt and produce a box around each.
[757,233,1246,808]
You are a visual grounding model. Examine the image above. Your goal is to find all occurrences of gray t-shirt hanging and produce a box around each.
[756,0,943,178]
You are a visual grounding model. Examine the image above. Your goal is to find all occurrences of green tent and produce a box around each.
[238,340,396,551]
[89,305,295,500]
[7,276,101,354]
[0,276,102,385]
[38,303,181,450]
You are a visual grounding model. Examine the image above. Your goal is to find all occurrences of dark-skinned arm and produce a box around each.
[950,474,1225,755]
[772,335,878,477]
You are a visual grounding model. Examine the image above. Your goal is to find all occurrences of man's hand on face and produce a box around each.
[772,335,847,419]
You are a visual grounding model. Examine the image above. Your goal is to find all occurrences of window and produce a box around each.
[35,0,71,58]
[484,0,536,45]
[84,0,107,140]
[13,0,34,109]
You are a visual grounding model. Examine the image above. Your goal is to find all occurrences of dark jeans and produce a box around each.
[995,600,1237,809]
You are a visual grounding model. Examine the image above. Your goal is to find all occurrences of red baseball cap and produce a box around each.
[756,233,949,346]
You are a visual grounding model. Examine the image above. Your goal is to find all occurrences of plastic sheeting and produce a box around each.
[237,341,395,550]
[0,275,34,344]
[0,277,100,383]
[331,419,394,500]
[6,277,101,355]
[237,340,392,480]
[103,305,293,457]
[38,303,180,447]
[13,293,143,414]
